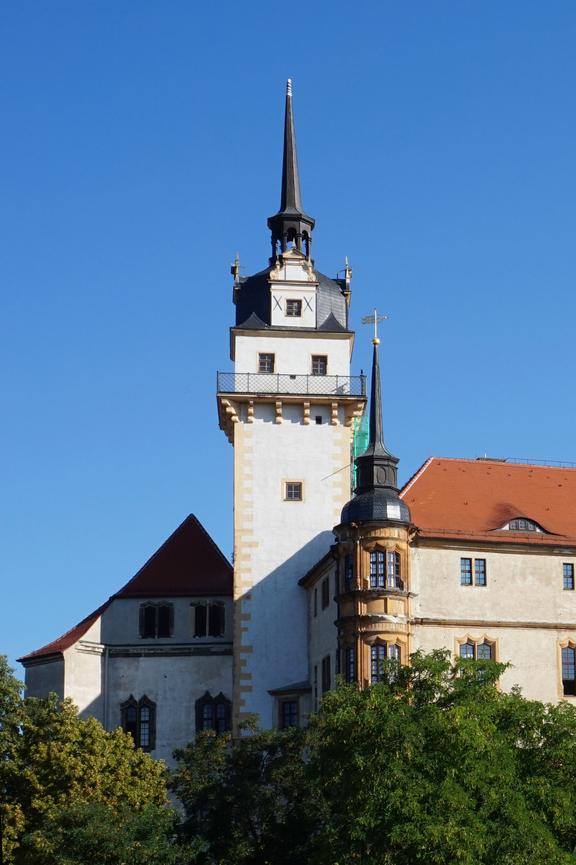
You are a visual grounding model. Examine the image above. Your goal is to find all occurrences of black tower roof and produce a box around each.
[267,79,315,261]
[341,338,411,525]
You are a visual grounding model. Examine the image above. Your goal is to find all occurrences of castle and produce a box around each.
[20,81,576,764]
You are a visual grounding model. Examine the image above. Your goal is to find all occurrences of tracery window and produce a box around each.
[195,692,232,733]
[562,647,576,696]
[458,640,494,661]
[121,695,156,751]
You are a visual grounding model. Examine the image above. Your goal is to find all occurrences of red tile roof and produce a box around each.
[114,514,232,598]
[401,458,576,545]
[19,515,232,662]
[19,601,110,661]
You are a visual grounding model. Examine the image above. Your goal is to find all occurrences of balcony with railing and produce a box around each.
[217,371,367,398]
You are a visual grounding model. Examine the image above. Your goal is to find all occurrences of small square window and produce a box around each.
[311,355,327,376]
[315,415,322,425]
[285,481,302,501]
[564,564,574,591]
[258,353,275,373]
[286,299,302,317]
[279,699,299,728]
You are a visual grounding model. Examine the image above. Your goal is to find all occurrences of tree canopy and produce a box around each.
[0,658,179,865]
[173,651,576,865]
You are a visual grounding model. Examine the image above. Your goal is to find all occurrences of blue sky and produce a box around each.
[2,1,576,672]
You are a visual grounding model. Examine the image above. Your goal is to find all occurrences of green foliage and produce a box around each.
[174,651,576,865]
[171,720,315,865]
[0,656,178,865]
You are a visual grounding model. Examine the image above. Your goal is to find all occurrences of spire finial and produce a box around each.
[362,308,389,345]
[286,78,292,95]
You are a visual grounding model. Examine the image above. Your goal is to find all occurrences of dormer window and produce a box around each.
[286,299,302,317]
[504,518,543,533]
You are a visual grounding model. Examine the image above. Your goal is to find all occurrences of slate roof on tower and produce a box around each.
[401,457,576,545]
[19,514,232,661]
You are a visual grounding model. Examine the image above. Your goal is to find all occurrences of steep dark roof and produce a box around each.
[19,601,111,662]
[235,267,348,330]
[115,514,232,597]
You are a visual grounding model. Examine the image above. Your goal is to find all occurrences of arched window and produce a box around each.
[459,641,475,660]
[121,695,156,751]
[459,640,494,661]
[370,642,401,684]
[505,518,543,533]
[195,692,231,733]
[562,646,576,696]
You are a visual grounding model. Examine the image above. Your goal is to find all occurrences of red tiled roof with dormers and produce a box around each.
[19,514,232,662]
[401,457,576,546]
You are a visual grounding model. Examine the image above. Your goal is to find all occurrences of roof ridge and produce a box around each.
[400,457,433,498]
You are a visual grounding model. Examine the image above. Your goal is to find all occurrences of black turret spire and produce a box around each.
[340,333,411,525]
[267,79,315,261]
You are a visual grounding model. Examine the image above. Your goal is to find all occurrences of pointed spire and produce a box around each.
[339,332,411,524]
[267,79,315,261]
[280,78,303,213]
[367,338,388,456]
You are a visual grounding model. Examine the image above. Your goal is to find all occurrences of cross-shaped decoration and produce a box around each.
[361,308,389,344]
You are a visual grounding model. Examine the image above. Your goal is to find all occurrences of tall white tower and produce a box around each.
[217,81,366,729]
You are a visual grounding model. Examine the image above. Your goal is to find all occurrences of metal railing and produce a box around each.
[217,372,367,397]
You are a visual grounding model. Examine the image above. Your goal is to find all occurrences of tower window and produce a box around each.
[345,646,356,683]
[195,692,231,733]
[139,603,173,638]
[121,695,156,751]
[369,549,402,589]
[564,564,574,591]
[311,355,327,376]
[284,481,303,501]
[370,642,400,684]
[286,299,302,317]
[258,353,275,373]
[344,554,354,591]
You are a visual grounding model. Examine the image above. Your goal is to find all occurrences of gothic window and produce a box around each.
[563,564,575,591]
[562,647,576,696]
[279,699,299,728]
[286,299,302,317]
[192,602,225,638]
[258,353,275,373]
[121,695,156,751]
[139,603,173,638]
[459,640,494,661]
[195,692,231,733]
[370,642,400,684]
[311,355,327,376]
